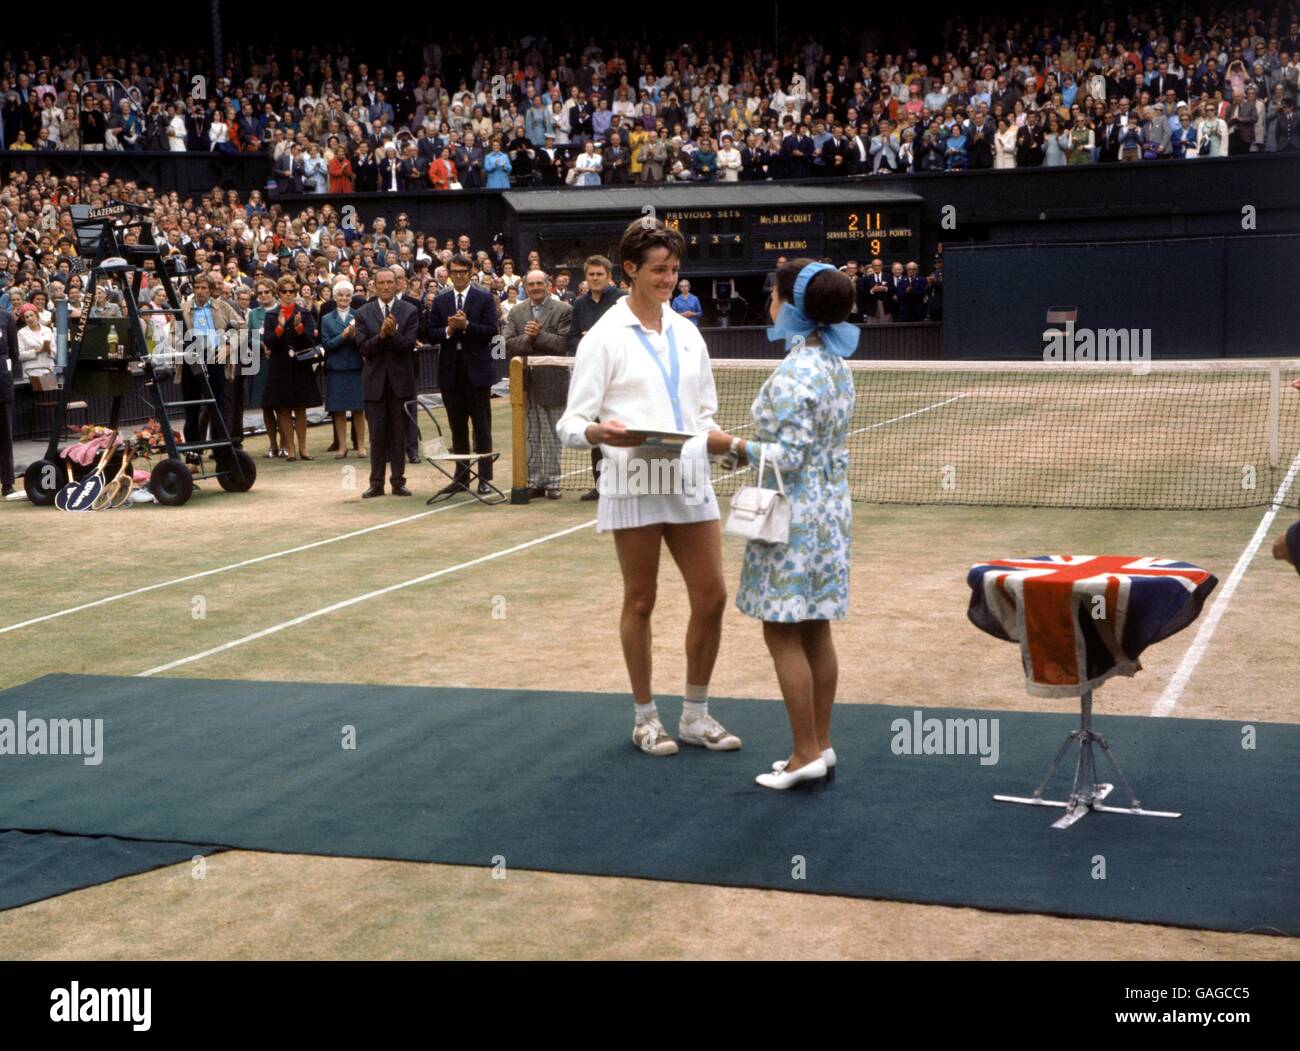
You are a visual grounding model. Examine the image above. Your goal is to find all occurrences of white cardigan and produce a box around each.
[557,297,719,472]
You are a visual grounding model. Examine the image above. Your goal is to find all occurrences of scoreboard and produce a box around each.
[662,204,921,270]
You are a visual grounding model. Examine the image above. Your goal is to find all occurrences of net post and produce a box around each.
[509,355,530,504]
[1268,362,1281,471]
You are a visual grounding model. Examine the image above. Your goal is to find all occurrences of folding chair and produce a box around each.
[405,398,506,506]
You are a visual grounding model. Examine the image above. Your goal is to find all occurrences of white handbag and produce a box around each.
[725,446,791,544]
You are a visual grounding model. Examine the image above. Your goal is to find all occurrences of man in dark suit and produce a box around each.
[846,126,871,175]
[740,133,765,180]
[822,123,851,175]
[780,123,815,179]
[388,265,425,464]
[861,257,891,322]
[1150,63,1184,102]
[1015,112,1046,166]
[538,132,562,185]
[965,105,997,169]
[426,253,499,496]
[886,262,907,321]
[355,268,419,498]
[398,144,424,190]
[0,306,20,496]
[898,261,929,322]
[390,70,415,127]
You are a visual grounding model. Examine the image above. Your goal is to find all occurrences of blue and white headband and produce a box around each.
[766,261,858,358]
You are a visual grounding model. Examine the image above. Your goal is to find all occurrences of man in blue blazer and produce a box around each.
[426,254,499,495]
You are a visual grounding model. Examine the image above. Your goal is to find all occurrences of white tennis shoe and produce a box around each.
[678,714,742,751]
[633,717,679,756]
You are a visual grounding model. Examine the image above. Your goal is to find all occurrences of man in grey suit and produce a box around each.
[504,270,572,498]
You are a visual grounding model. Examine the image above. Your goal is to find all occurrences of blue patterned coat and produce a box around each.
[735,341,856,622]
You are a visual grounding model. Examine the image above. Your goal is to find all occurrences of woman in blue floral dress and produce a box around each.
[727,260,858,790]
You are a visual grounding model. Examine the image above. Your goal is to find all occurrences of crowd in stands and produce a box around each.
[0,169,586,338]
[0,169,941,341]
[2,7,1297,191]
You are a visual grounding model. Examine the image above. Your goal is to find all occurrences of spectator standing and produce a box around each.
[861,257,890,322]
[179,273,235,457]
[353,141,378,191]
[672,279,703,325]
[994,118,1018,167]
[574,140,603,185]
[327,148,354,192]
[717,133,742,180]
[566,255,626,500]
[1068,116,1095,163]
[320,279,367,459]
[1196,106,1229,156]
[429,146,457,190]
[303,144,328,192]
[246,279,282,458]
[0,304,17,496]
[606,131,629,184]
[427,254,499,497]
[1273,96,1300,151]
[484,137,513,188]
[898,261,928,322]
[1015,111,1046,166]
[503,269,573,499]
[260,275,321,461]
[1228,87,1260,154]
[16,304,55,375]
[355,268,418,497]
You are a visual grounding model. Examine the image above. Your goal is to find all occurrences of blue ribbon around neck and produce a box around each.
[631,321,684,431]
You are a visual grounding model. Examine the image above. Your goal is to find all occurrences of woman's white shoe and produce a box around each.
[772,747,836,773]
[755,756,828,790]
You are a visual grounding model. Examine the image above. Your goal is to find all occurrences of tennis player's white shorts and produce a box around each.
[596,488,721,533]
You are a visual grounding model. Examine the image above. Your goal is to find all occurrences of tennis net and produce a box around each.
[513,356,1300,510]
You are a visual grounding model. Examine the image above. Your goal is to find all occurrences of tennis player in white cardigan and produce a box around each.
[558,218,749,757]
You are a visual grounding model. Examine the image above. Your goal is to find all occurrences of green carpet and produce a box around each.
[0,673,1295,935]
[0,831,218,911]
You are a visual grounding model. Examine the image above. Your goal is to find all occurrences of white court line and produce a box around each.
[849,393,972,436]
[137,519,597,677]
[1,497,476,636]
[1151,449,1300,717]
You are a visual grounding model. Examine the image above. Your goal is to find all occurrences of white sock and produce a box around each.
[682,685,709,722]
[634,701,658,725]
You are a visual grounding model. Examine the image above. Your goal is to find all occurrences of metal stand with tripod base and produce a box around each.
[993,688,1182,830]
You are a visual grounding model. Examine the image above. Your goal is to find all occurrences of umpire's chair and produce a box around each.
[405,398,506,506]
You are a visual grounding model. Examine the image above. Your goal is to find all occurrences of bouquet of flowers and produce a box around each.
[128,418,182,456]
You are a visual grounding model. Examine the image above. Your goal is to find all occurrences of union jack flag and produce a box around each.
[967,555,1218,697]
